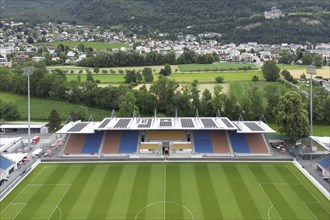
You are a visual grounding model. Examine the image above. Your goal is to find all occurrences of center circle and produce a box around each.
[135,201,195,220]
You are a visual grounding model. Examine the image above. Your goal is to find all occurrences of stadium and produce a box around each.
[0,115,329,219]
[58,115,275,157]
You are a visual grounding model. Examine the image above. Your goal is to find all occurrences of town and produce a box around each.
[1,20,329,67]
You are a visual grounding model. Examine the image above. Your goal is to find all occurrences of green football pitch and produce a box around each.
[0,162,329,220]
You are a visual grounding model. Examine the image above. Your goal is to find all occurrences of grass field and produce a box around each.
[64,71,264,84]
[269,123,330,137]
[0,162,329,220]
[34,41,131,50]
[178,63,258,72]
[0,92,111,121]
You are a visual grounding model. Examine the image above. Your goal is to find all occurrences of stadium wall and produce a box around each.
[0,159,40,202]
[293,160,330,200]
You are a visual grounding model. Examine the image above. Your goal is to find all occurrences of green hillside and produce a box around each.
[1,0,329,43]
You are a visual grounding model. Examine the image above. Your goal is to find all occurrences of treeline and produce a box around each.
[1,62,330,127]
[78,50,218,68]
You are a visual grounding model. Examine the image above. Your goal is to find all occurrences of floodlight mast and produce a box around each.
[24,66,34,148]
[306,65,316,146]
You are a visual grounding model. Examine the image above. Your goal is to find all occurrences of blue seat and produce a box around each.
[0,156,13,170]
[194,131,213,153]
[228,132,250,153]
[81,132,104,154]
[119,131,139,153]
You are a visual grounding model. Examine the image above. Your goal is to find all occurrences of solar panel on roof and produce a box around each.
[201,119,217,128]
[138,119,152,128]
[160,119,172,127]
[221,118,234,128]
[68,123,89,132]
[114,119,131,128]
[181,119,194,128]
[98,119,111,128]
[244,122,264,131]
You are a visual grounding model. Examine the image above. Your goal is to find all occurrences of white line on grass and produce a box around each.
[303,202,318,220]
[48,184,72,220]
[258,183,282,220]
[0,203,26,216]
[286,166,330,214]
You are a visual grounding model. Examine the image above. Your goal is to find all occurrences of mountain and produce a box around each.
[1,0,329,43]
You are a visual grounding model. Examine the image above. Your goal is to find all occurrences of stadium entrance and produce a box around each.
[162,141,169,155]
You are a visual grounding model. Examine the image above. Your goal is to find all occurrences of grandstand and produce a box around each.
[57,116,274,157]
[316,154,330,179]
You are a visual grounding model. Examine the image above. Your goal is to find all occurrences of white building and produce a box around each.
[264,6,283,19]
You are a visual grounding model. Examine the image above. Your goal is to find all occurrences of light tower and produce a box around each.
[306,65,316,146]
[23,66,34,148]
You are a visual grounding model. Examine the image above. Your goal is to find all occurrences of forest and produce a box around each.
[1,0,329,43]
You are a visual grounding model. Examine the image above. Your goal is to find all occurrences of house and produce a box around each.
[264,6,283,19]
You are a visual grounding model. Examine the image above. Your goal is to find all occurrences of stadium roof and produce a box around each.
[310,136,330,151]
[56,117,275,134]
[233,121,276,133]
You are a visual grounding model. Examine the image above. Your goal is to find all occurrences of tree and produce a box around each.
[0,101,21,121]
[278,52,295,64]
[252,75,259,81]
[281,70,293,82]
[142,67,153,83]
[313,54,323,68]
[324,96,330,124]
[93,67,100,74]
[275,91,309,140]
[124,70,136,83]
[86,69,94,82]
[191,81,200,110]
[241,87,265,120]
[212,85,223,112]
[302,53,313,65]
[118,91,137,117]
[69,106,89,121]
[222,92,241,120]
[150,75,178,115]
[135,85,157,115]
[200,89,214,116]
[215,76,224,83]
[48,109,61,131]
[164,64,172,75]
[262,60,280,81]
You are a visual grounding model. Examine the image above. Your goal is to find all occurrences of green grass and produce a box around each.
[277,64,307,70]
[0,162,329,220]
[65,71,263,84]
[170,71,263,83]
[66,73,126,83]
[178,63,258,72]
[229,81,277,99]
[269,123,330,137]
[0,92,111,121]
[34,41,131,50]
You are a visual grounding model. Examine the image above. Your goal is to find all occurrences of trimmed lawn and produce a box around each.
[0,162,328,220]
[66,73,126,83]
[0,92,111,121]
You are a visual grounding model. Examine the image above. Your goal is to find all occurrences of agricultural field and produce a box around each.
[33,41,131,50]
[0,92,111,121]
[169,71,263,83]
[66,73,126,84]
[64,71,264,84]
[178,63,258,72]
[0,162,329,220]
[229,81,279,99]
